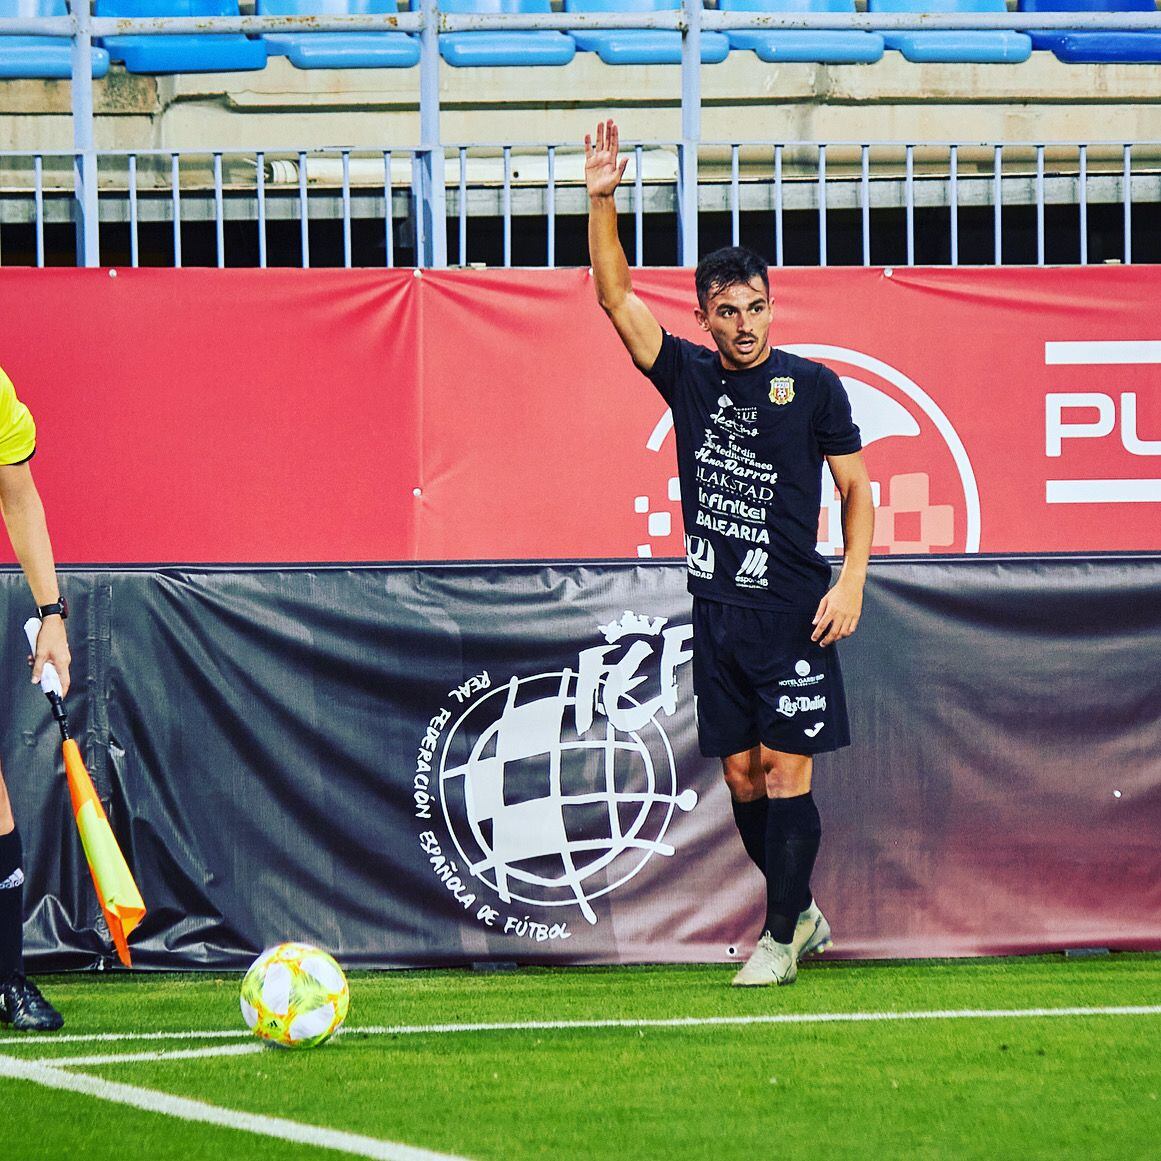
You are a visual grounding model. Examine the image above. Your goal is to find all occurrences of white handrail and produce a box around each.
[2,10,1160,37]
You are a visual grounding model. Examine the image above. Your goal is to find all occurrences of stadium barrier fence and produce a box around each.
[0,138,1157,268]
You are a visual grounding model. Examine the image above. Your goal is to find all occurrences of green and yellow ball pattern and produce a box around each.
[240,942,350,1049]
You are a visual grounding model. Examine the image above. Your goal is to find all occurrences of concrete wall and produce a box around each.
[3,53,1160,161]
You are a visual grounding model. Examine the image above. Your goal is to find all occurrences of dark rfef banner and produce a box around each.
[2,555,1159,970]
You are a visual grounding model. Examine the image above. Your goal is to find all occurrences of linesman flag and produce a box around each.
[24,618,146,967]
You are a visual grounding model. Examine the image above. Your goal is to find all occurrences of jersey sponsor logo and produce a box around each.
[803,722,825,738]
[779,659,825,688]
[695,510,770,544]
[769,377,796,406]
[715,417,759,439]
[685,534,715,580]
[695,464,777,496]
[0,868,24,891]
[698,488,766,525]
[777,694,827,718]
[734,547,769,588]
[711,396,761,439]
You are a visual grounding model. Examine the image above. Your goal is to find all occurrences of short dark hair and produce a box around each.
[694,246,769,309]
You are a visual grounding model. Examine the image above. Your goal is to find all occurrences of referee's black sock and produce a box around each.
[730,796,767,873]
[763,792,822,945]
[0,827,24,978]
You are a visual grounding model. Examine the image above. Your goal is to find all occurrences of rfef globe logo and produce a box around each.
[439,671,697,927]
[412,613,698,942]
[634,346,981,557]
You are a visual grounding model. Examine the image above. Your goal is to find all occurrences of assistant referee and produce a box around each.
[0,364,71,1030]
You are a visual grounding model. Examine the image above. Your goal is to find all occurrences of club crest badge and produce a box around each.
[769,377,795,406]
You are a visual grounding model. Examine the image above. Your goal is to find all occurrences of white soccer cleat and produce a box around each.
[731,932,797,987]
[792,900,833,960]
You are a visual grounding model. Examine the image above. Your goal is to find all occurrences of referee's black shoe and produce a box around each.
[0,973,64,1031]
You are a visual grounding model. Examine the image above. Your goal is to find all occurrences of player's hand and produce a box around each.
[585,119,629,200]
[30,616,71,697]
[811,576,864,647]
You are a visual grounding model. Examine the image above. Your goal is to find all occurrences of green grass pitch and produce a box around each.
[2,954,1159,1160]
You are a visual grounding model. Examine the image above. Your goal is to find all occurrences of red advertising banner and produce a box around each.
[0,269,421,564]
[1,266,1158,564]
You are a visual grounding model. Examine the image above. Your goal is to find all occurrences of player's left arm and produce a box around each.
[0,460,71,693]
[812,450,874,647]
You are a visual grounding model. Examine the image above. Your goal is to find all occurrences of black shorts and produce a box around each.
[691,596,851,758]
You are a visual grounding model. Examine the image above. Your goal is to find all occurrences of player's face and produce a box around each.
[694,277,773,371]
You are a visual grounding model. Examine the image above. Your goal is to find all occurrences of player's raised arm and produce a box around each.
[586,119,663,373]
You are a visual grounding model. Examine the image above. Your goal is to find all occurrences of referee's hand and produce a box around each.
[30,616,71,697]
[811,577,863,647]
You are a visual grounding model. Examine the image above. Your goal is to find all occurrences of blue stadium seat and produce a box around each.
[1017,0,1161,63]
[257,0,419,68]
[429,0,576,67]
[868,0,1033,62]
[0,0,110,77]
[564,0,731,65]
[720,0,885,64]
[96,0,268,73]
[1052,31,1161,60]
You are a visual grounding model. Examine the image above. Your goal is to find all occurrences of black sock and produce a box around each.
[730,797,768,873]
[763,792,822,944]
[0,827,24,978]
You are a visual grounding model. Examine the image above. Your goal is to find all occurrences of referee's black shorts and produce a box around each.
[691,596,851,758]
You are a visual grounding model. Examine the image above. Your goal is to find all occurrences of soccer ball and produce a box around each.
[240,942,350,1049]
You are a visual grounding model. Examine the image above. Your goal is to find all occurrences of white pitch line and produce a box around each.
[3,1006,1158,1160]
[352,1004,1161,1036]
[0,1028,247,1048]
[2,1003,1159,1053]
[0,1054,471,1161]
[49,1042,267,1067]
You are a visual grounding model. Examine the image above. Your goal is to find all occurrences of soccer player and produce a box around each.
[0,364,70,1030]
[586,119,874,987]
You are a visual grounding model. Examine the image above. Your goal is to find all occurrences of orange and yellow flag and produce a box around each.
[61,739,146,968]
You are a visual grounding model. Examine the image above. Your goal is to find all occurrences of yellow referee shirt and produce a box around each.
[0,366,36,466]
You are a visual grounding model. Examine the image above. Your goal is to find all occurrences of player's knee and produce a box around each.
[721,753,764,802]
[761,751,812,798]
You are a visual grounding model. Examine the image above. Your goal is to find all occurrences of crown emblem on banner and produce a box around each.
[598,610,669,644]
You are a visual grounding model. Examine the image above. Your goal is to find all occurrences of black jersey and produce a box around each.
[645,332,861,611]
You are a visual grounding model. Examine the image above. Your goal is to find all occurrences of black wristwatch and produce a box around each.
[37,596,68,621]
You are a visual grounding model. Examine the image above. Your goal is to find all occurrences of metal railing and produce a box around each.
[0,139,1152,268]
[1,1,1160,267]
